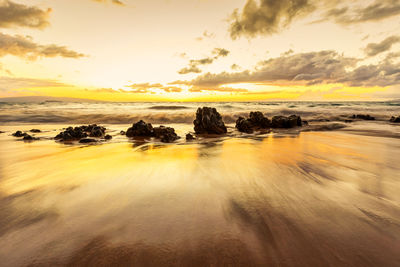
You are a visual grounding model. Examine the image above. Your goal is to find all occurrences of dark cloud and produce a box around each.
[0,0,51,29]
[196,30,216,41]
[229,0,314,39]
[364,35,400,57]
[229,0,400,39]
[178,48,230,74]
[186,50,400,88]
[0,33,86,59]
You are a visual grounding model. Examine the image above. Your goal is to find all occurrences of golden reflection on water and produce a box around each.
[0,129,400,266]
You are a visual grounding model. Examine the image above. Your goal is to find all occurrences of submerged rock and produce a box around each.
[30,129,41,133]
[186,133,195,140]
[12,130,25,137]
[352,114,375,120]
[154,126,179,143]
[79,138,97,144]
[126,120,154,137]
[55,124,106,142]
[23,134,39,141]
[120,130,126,135]
[271,115,302,128]
[193,107,227,134]
[235,111,271,133]
[104,134,112,140]
[390,116,400,123]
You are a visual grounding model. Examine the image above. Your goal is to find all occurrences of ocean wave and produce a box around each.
[148,105,190,110]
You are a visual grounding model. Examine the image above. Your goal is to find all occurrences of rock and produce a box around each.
[352,114,375,120]
[390,116,400,123]
[0,131,4,134]
[104,134,112,140]
[120,130,126,135]
[344,120,353,123]
[303,120,309,125]
[153,126,179,143]
[12,130,25,137]
[126,120,154,137]
[79,138,97,144]
[271,115,302,128]
[55,124,107,142]
[235,117,254,133]
[30,129,41,133]
[23,134,38,141]
[249,112,271,128]
[186,133,195,140]
[193,107,227,134]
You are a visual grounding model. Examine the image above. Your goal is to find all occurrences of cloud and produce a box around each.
[178,47,230,74]
[186,50,400,88]
[196,30,216,41]
[229,0,400,39]
[364,35,400,57]
[0,76,68,92]
[231,64,241,70]
[0,33,86,59]
[0,0,51,29]
[229,0,314,39]
[92,0,125,5]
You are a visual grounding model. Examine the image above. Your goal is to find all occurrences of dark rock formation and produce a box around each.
[390,116,400,123]
[271,115,302,128]
[79,138,97,144]
[352,114,375,120]
[30,129,41,133]
[12,131,25,137]
[186,133,195,140]
[249,112,271,128]
[236,117,254,133]
[235,111,271,133]
[153,126,179,143]
[55,124,106,142]
[126,120,154,137]
[0,131,4,134]
[104,135,112,140]
[193,107,227,134]
[23,134,39,141]
[120,131,126,135]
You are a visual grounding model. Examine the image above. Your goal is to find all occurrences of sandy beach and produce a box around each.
[1,118,400,266]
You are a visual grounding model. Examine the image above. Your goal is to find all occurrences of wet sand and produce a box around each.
[0,125,400,266]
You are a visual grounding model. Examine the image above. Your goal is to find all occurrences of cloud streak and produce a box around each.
[186,50,400,88]
[0,0,51,29]
[229,0,400,39]
[178,48,230,74]
[0,33,86,59]
[364,35,400,57]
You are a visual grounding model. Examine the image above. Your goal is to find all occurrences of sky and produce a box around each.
[0,0,400,101]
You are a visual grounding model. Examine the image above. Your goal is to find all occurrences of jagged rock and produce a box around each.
[79,138,97,144]
[249,112,271,128]
[235,117,254,133]
[30,129,41,133]
[352,114,375,120]
[186,133,195,140]
[235,112,271,133]
[126,120,154,137]
[120,130,126,135]
[55,124,106,142]
[104,134,112,140]
[154,126,179,143]
[193,107,227,134]
[271,115,302,128]
[390,116,400,123]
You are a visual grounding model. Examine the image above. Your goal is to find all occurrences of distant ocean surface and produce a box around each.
[1,101,400,124]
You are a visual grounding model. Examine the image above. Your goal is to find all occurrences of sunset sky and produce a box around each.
[1,0,400,101]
